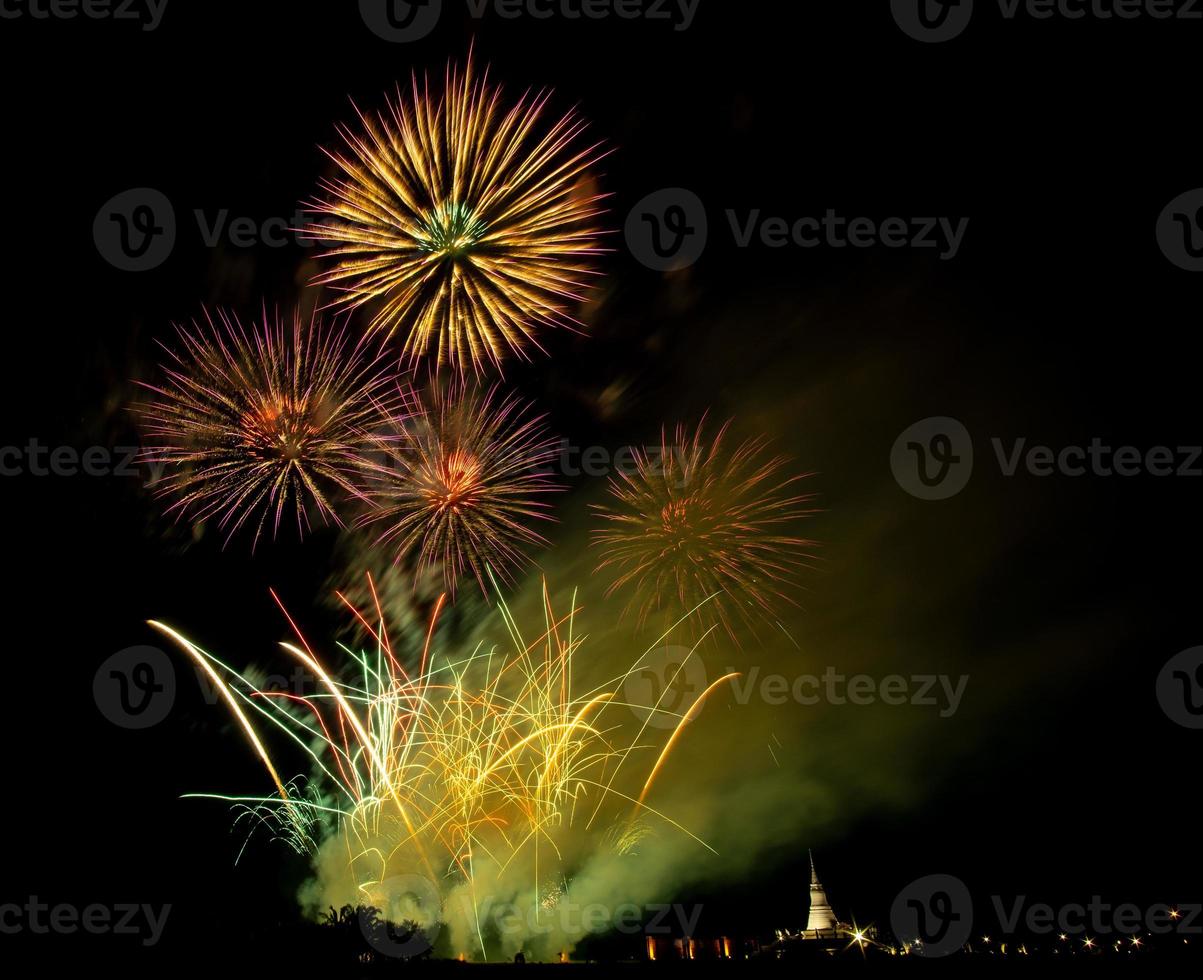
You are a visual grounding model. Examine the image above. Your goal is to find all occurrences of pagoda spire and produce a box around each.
[805,850,837,932]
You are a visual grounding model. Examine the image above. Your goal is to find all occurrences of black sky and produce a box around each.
[2,0,1200,964]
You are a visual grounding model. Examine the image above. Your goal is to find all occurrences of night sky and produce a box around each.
[2,0,1200,967]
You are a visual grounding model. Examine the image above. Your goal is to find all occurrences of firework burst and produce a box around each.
[149,576,724,960]
[306,54,610,376]
[592,419,818,641]
[360,385,562,596]
[135,308,412,548]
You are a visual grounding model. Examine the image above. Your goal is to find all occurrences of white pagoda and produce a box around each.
[803,850,839,936]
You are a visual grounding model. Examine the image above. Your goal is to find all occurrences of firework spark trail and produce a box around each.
[135,307,414,549]
[359,384,562,596]
[148,620,294,805]
[150,574,722,959]
[592,418,819,642]
[636,671,742,807]
[306,53,610,376]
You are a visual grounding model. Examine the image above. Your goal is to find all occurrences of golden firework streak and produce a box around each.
[148,620,291,805]
[637,672,741,807]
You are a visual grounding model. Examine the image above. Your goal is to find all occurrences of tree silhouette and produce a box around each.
[315,903,433,965]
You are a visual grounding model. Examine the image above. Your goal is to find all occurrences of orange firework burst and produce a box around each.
[360,384,562,595]
[136,308,412,548]
[305,54,610,376]
[591,419,818,640]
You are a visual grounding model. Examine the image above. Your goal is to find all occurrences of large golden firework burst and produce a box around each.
[359,384,562,595]
[306,55,610,376]
[135,308,411,548]
[591,419,819,641]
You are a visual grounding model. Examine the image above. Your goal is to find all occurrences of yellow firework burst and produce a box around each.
[306,55,610,375]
